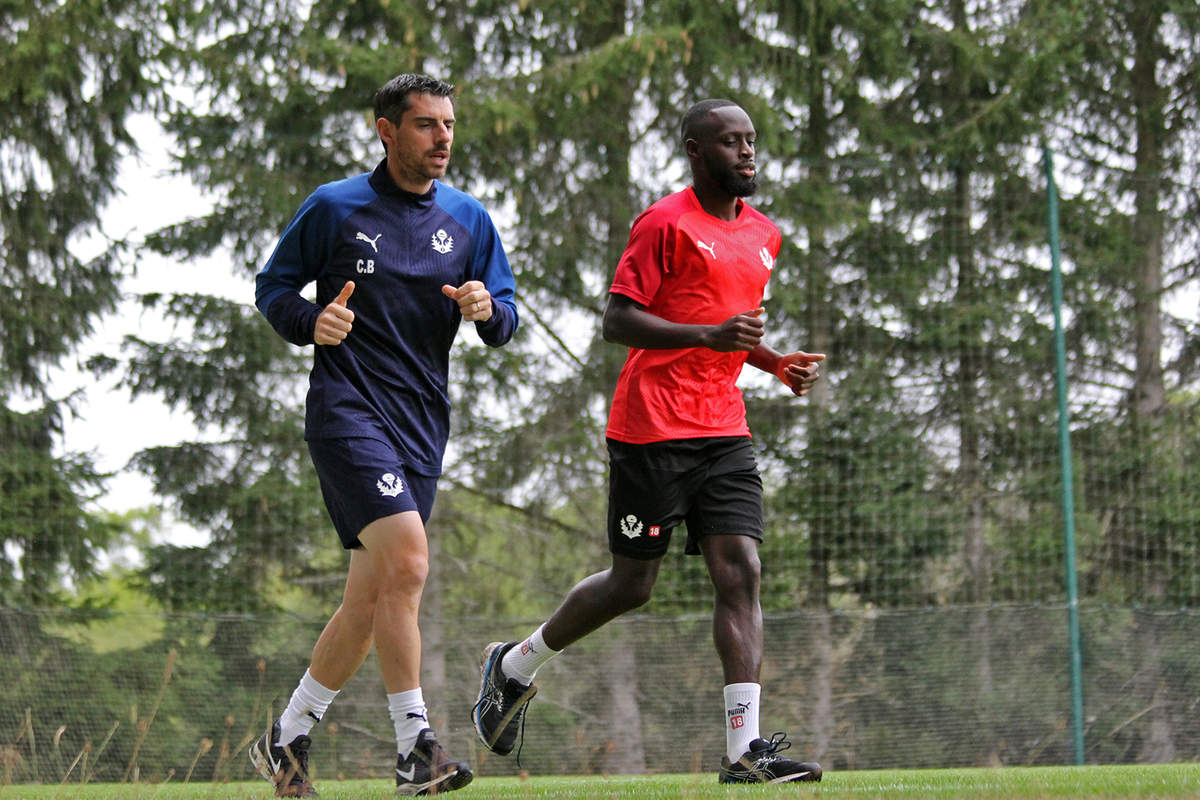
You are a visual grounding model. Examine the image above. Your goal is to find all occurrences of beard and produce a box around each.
[721,171,758,197]
[395,148,449,186]
[705,151,758,197]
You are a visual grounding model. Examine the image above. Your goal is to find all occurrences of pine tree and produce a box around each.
[1052,0,1200,762]
[0,0,159,603]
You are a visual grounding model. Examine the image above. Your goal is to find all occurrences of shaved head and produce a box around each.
[680,99,740,145]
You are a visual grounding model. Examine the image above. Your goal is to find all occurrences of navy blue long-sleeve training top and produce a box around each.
[256,158,518,476]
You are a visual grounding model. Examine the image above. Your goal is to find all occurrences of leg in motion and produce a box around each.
[703,534,820,784]
[357,512,473,795]
[250,548,379,798]
[474,554,661,755]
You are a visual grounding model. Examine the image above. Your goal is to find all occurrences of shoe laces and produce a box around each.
[471,671,534,768]
[751,732,792,768]
[509,688,533,768]
[502,678,534,722]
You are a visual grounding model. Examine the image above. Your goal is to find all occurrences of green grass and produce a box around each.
[3,765,1199,800]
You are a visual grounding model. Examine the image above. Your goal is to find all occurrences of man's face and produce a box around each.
[378,92,455,193]
[697,106,757,197]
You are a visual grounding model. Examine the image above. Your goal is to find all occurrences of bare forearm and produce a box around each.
[603,307,715,350]
[602,293,764,353]
[747,344,782,374]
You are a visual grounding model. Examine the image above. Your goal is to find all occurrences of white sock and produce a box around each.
[388,688,429,757]
[278,669,339,745]
[724,682,761,762]
[500,624,560,684]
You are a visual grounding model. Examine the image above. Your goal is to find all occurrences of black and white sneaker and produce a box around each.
[249,718,318,798]
[394,728,473,796]
[471,641,538,756]
[718,732,822,784]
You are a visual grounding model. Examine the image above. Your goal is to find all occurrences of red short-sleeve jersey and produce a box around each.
[606,187,782,444]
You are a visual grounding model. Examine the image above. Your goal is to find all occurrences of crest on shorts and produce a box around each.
[619,514,643,539]
[377,473,405,498]
[431,229,454,254]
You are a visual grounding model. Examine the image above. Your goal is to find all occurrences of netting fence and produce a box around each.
[6,604,1200,783]
[4,152,1200,784]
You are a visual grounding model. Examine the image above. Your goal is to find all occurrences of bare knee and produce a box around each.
[607,564,658,611]
[709,545,761,604]
[357,511,429,599]
[375,550,429,596]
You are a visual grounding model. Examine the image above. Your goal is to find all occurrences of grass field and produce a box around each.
[3,764,1199,800]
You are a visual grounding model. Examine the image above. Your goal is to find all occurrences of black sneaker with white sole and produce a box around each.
[471,641,538,756]
[718,732,822,784]
[249,717,318,798]
[394,728,473,796]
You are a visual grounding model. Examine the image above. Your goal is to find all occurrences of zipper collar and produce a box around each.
[369,158,437,205]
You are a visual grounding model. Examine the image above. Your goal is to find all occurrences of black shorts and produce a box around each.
[307,436,438,549]
[606,436,763,560]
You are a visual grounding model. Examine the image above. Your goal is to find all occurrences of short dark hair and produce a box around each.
[373,73,455,123]
[680,99,739,145]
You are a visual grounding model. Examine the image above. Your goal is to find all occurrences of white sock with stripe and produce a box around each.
[278,669,339,745]
[388,687,429,757]
[724,682,761,762]
[500,624,560,684]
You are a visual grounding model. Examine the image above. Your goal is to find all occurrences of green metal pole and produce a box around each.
[1043,145,1086,765]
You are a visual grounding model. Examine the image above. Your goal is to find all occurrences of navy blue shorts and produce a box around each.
[307,437,439,549]
[606,436,763,560]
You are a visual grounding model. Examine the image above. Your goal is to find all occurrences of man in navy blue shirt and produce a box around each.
[250,73,517,798]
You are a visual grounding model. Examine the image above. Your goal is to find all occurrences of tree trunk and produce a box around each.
[1126,2,1174,761]
[948,0,995,760]
[1134,601,1176,763]
[1128,2,1166,419]
[599,629,647,774]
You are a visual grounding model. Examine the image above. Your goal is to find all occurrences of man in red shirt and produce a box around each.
[474,99,825,783]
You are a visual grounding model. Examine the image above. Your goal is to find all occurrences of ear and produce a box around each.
[376,117,395,150]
